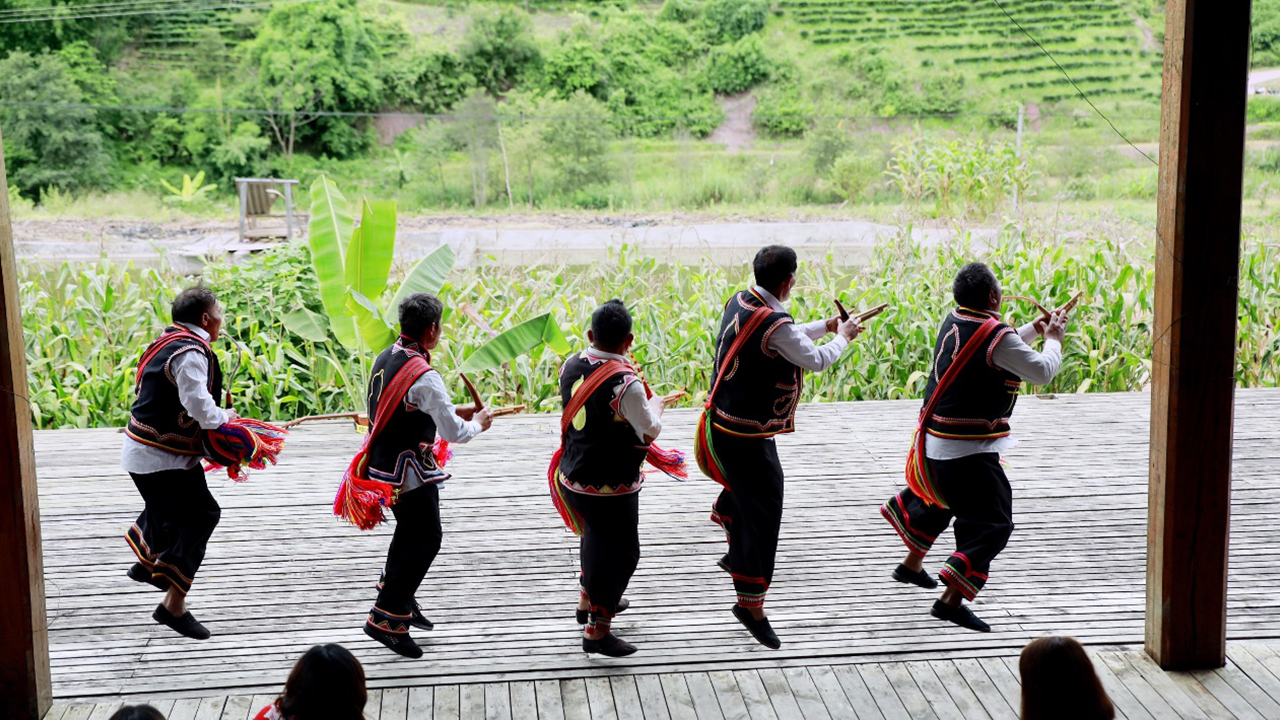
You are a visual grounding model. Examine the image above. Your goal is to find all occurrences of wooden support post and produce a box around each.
[0,126,53,716]
[1146,0,1251,670]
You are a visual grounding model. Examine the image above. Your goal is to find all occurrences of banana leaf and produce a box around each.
[389,244,457,315]
[281,307,331,343]
[308,175,358,349]
[344,199,396,303]
[346,290,398,351]
[458,313,572,374]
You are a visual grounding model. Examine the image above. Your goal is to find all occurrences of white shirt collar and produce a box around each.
[752,285,787,312]
[586,346,628,363]
[176,321,211,342]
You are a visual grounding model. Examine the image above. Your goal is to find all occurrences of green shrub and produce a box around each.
[657,0,700,23]
[542,91,616,189]
[804,120,853,174]
[541,40,610,99]
[1247,95,1280,124]
[705,35,773,94]
[702,0,769,43]
[753,85,814,138]
[460,6,542,94]
[828,152,879,202]
[382,44,475,114]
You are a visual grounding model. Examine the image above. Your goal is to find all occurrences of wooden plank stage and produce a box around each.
[33,389,1280,717]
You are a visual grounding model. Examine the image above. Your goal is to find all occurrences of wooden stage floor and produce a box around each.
[34,389,1280,716]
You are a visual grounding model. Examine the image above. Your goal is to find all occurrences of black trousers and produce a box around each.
[565,489,640,635]
[709,429,784,609]
[126,466,221,595]
[881,452,1014,600]
[370,484,443,632]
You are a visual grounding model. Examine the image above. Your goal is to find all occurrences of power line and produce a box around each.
[0,0,314,24]
[988,0,1159,166]
[0,0,237,17]
[0,100,1162,123]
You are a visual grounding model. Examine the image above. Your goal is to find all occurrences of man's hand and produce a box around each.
[1032,316,1049,336]
[1044,311,1068,344]
[225,409,240,422]
[455,404,479,421]
[476,408,494,431]
[837,317,863,342]
[826,316,841,334]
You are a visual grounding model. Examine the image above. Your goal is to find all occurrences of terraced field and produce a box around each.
[779,0,1163,106]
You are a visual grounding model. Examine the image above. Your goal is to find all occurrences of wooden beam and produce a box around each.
[0,126,52,716]
[1146,0,1251,670]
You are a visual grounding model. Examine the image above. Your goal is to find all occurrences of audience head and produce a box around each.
[109,705,166,720]
[589,299,634,353]
[171,286,223,341]
[277,644,367,720]
[1020,636,1115,720]
[753,245,798,300]
[952,262,1002,311]
[399,293,445,349]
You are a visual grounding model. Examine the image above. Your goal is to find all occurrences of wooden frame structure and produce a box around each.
[234,177,300,242]
[0,2,1254,715]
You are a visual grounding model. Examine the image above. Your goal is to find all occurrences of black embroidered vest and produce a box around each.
[126,326,224,455]
[366,337,446,487]
[557,351,649,492]
[710,289,802,437]
[922,308,1021,440]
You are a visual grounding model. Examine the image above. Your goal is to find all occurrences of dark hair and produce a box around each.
[109,705,166,720]
[952,262,1000,309]
[277,644,367,720]
[399,293,444,338]
[171,286,219,326]
[1020,636,1115,720]
[591,299,633,349]
[753,245,798,291]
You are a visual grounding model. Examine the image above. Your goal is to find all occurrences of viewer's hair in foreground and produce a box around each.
[952,262,1000,310]
[109,705,166,720]
[591,299,633,349]
[276,644,367,720]
[1019,636,1115,720]
[171,286,219,326]
[753,245,798,290]
[399,293,444,338]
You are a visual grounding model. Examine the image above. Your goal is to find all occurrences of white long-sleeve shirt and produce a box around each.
[404,370,484,444]
[753,286,848,372]
[120,323,230,474]
[583,347,663,442]
[924,319,1062,460]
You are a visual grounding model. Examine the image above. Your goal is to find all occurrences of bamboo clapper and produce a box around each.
[834,299,890,323]
[460,372,525,418]
[1005,291,1084,320]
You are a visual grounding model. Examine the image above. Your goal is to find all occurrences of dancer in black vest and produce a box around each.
[881,262,1067,631]
[121,287,234,639]
[361,293,493,659]
[552,300,667,657]
[702,245,862,648]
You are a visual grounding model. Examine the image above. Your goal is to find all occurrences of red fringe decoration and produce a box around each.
[644,444,687,480]
[203,418,288,482]
[432,438,453,468]
[332,448,397,531]
[546,448,585,535]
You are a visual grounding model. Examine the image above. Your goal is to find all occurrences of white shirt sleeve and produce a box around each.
[615,378,662,442]
[766,321,848,372]
[172,351,229,430]
[991,329,1062,386]
[406,370,482,443]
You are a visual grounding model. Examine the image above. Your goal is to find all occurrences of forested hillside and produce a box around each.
[0,0,1275,215]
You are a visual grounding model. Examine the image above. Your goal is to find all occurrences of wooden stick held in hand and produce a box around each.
[1005,292,1084,320]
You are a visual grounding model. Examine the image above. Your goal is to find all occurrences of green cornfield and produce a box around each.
[18,231,1280,429]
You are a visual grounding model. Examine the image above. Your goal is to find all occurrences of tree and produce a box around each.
[447,93,500,207]
[382,44,475,113]
[541,91,614,189]
[0,51,110,196]
[460,7,541,94]
[238,0,390,158]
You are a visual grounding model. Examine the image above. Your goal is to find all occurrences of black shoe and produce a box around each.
[364,622,424,658]
[893,564,939,589]
[583,632,637,657]
[731,605,781,649]
[931,600,991,632]
[410,601,433,631]
[152,604,211,640]
[716,554,731,573]
[576,597,630,625]
[128,563,169,591]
